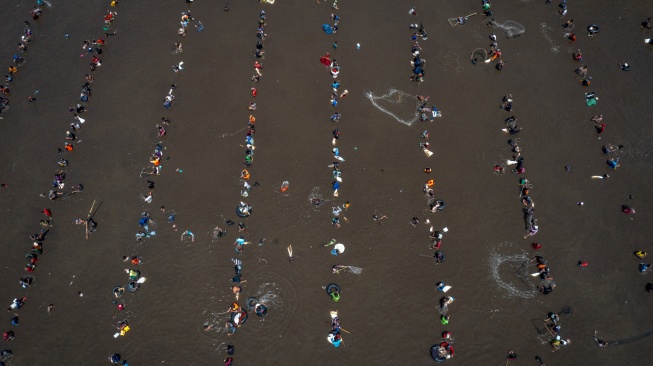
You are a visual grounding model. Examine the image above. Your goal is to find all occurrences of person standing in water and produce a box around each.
[524,225,539,239]
[372,211,387,224]
[593,331,609,347]
[332,265,349,273]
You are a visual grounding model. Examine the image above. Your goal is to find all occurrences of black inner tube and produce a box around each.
[127,281,139,292]
[255,304,267,316]
[434,251,446,262]
[246,297,258,309]
[326,284,340,295]
[236,206,250,218]
[113,286,124,297]
[430,345,447,362]
[587,24,600,33]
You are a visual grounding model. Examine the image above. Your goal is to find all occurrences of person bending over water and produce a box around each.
[593,331,609,347]
[602,144,623,154]
[332,265,349,274]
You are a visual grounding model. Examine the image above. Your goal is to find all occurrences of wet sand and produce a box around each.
[0,0,652,365]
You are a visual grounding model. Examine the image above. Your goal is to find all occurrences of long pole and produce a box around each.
[85,200,96,240]
[87,200,96,218]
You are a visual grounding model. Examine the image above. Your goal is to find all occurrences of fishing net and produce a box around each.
[448,13,477,26]
[491,20,526,38]
[347,266,363,274]
[488,244,538,299]
[365,89,420,126]
[471,48,489,64]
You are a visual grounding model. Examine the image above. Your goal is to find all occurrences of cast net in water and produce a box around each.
[346,266,363,275]
[365,89,420,126]
[471,48,489,64]
[491,20,526,38]
[448,13,477,26]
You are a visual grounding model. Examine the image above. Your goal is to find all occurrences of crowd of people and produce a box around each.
[318,9,350,232]
[562,5,653,294]
[544,311,571,352]
[0,4,81,364]
[493,95,541,243]
[0,20,36,114]
[409,9,428,82]
[485,3,506,71]
[319,2,351,348]
[110,4,209,365]
[90,5,132,365]
[1,2,135,364]
[4,1,653,363]
[206,8,272,366]
[407,8,460,361]
[522,0,653,354]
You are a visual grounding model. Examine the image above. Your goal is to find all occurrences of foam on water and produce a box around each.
[307,185,335,211]
[488,242,538,298]
[437,48,464,73]
[243,281,293,337]
[622,137,653,167]
[255,282,284,309]
[308,186,321,203]
[540,22,560,54]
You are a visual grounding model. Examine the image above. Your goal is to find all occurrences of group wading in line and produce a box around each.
[317,1,360,348]
[0,4,135,363]
[110,4,211,363]
[1,13,46,114]
[4,1,652,364]
[491,95,542,244]
[459,4,507,70]
[487,1,653,358]
[320,8,349,217]
[0,3,195,363]
[404,7,463,360]
[200,7,273,365]
[409,11,428,82]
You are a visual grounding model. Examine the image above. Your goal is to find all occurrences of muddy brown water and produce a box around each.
[0,0,652,365]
